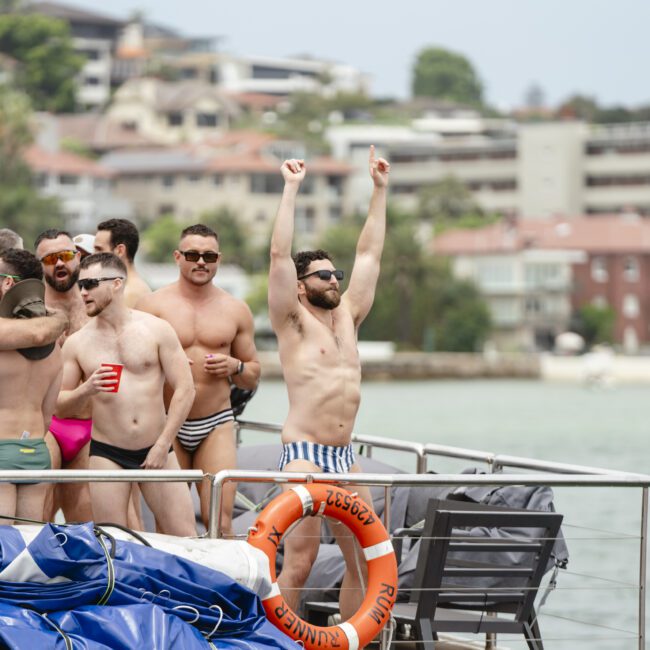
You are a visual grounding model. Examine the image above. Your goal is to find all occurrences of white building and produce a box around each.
[25,145,133,233]
[327,118,650,219]
[217,54,369,98]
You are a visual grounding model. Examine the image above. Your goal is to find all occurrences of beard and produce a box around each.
[305,284,341,310]
[45,267,79,293]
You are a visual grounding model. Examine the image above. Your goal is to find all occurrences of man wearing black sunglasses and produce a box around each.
[136,223,260,533]
[269,146,390,621]
[57,252,196,536]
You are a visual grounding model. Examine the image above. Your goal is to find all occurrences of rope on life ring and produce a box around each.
[247,483,397,650]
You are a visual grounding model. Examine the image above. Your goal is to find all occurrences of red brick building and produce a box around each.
[433,215,650,351]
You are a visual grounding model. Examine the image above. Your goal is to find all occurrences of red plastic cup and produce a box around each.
[101,363,124,393]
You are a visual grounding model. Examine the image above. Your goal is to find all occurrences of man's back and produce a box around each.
[0,347,62,439]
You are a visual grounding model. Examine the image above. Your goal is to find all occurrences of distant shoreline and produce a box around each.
[258,351,650,383]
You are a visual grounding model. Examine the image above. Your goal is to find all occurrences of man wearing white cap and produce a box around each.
[73,234,95,260]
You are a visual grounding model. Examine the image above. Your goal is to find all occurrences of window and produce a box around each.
[158,204,175,216]
[624,256,639,282]
[167,112,183,126]
[59,174,79,185]
[84,76,101,86]
[78,48,100,61]
[187,173,201,183]
[196,113,218,127]
[623,294,640,319]
[213,174,223,186]
[592,295,608,309]
[255,211,267,222]
[591,256,608,283]
[161,175,175,188]
[251,173,284,194]
[329,206,342,223]
[296,207,316,233]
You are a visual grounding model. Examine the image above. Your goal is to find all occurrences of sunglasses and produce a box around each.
[298,269,344,282]
[40,250,77,266]
[77,276,124,291]
[0,273,21,281]
[178,250,220,263]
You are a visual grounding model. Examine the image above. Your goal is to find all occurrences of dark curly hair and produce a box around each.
[293,249,333,278]
[0,248,43,281]
[80,252,127,276]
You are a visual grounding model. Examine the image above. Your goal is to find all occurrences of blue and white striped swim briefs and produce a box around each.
[278,441,356,473]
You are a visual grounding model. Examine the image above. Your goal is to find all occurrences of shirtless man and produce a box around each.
[136,224,260,532]
[57,252,196,535]
[269,146,389,617]
[93,218,151,307]
[35,229,93,522]
[0,228,23,252]
[0,249,63,523]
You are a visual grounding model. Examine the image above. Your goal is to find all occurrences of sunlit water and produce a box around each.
[243,379,648,649]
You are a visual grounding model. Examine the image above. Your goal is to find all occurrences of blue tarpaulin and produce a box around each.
[0,523,299,650]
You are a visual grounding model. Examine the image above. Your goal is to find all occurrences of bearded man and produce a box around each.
[268,147,390,618]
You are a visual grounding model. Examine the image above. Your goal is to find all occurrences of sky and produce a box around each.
[71,0,650,110]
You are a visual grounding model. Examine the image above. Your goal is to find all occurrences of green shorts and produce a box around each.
[0,438,51,471]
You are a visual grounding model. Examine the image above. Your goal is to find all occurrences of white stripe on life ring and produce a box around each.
[291,485,314,516]
[338,621,359,650]
[264,582,281,601]
[363,540,394,561]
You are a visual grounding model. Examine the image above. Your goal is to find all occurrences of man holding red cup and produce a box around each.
[56,252,196,536]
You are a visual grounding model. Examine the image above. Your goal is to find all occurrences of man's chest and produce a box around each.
[159,302,238,350]
[77,329,159,376]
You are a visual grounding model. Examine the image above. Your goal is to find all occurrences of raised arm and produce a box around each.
[268,159,305,329]
[142,319,195,469]
[343,145,390,325]
[0,310,68,350]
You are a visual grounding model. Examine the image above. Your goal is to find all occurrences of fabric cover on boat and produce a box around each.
[0,522,300,650]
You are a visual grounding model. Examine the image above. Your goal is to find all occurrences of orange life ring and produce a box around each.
[247,483,397,650]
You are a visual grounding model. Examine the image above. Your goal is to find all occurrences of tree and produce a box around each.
[411,47,483,106]
[0,87,63,244]
[141,214,186,263]
[417,176,483,225]
[201,206,266,273]
[0,14,83,112]
[575,304,616,347]
[555,94,599,122]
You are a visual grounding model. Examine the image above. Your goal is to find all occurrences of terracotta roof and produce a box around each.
[208,153,351,175]
[25,1,124,26]
[433,215,650,255]
[55,113,157,151]
[24,145,113,178]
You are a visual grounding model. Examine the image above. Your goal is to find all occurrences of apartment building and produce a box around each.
[433,216,650,352]
[327,118,650,220]
[25,145,133,232]
[100,131,352,248]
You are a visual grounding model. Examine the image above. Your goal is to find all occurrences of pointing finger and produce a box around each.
[369,144,375,165]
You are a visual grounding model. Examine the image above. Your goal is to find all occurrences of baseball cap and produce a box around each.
[73,233,95,256]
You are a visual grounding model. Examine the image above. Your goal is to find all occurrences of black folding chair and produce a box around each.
[391,498,563,649]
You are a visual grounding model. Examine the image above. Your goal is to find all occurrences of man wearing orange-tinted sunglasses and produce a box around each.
[35,229,93,525]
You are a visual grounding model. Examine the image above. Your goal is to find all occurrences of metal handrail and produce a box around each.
[208,469,649,649]
[235,419,644,478]
[0,470,204,483]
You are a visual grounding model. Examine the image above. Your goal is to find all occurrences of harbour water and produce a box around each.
[243,379,648,649]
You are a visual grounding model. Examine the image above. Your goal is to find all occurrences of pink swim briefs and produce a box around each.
[49,416,92,463]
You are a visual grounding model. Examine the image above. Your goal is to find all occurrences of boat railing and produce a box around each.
[232,419,649,649]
